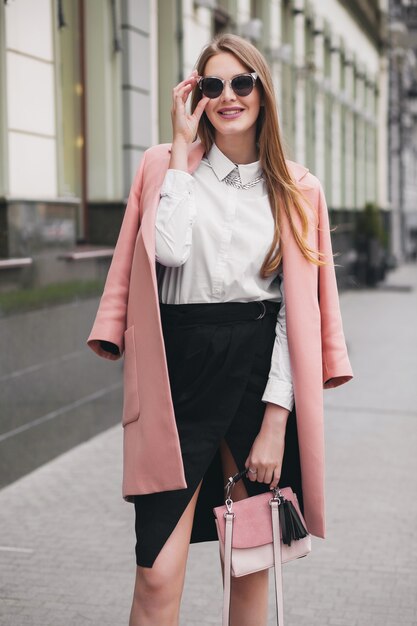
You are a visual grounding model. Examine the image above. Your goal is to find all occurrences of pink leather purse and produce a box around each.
[213,470,311,626]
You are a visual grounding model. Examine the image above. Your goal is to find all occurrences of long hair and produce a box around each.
[190,33,326,276]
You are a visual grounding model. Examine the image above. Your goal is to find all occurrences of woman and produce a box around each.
[88,33,353,626]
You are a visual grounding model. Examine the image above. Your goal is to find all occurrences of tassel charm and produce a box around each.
[278,496,309,546]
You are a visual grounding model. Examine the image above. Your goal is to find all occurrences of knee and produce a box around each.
[134,562,182,606]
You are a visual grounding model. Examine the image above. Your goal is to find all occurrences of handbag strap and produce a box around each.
[270,499,285,625]
[222,512,234,626]
[221,501,284,626]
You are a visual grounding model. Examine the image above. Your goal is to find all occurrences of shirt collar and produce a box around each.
[206,142,263,187]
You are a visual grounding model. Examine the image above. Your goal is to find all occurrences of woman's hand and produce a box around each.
[170,70,209,145]
[245,403,290,489]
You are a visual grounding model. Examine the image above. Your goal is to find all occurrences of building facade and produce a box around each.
[0,0,392,283]
[0,0,402,486]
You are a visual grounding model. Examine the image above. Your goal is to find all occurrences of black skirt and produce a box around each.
[133,300,303,568]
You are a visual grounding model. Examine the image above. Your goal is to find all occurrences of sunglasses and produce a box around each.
[196,72,258,99]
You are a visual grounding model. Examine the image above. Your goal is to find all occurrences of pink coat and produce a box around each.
[87,140,353,539]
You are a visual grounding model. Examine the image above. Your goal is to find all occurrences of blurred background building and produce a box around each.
[0,0,416,486]
[388,0,417,262]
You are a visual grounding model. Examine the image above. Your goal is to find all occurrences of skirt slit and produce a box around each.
[133,300,303,568]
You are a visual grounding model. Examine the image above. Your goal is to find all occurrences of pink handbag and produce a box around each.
[213,470,311,626]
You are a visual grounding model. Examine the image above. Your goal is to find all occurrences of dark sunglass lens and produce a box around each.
[232,75,254,96]
[202,77,223,98]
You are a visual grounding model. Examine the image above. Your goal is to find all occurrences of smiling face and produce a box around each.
[202,52,262,146]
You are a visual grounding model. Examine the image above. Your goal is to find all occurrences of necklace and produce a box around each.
[205,159,264,190]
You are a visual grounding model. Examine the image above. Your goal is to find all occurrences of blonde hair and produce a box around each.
[190,33,326,276]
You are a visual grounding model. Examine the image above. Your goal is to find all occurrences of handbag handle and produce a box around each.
[224,469,278,502]
[224,469,247,501]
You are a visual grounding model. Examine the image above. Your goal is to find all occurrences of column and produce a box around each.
[377,55,389,210]
[0,2,8,198]
[313,14,325,183]
[330,35,342,208]
[355,66,366,210]
[339,44,347,209]
[265,0,284,124]
[183,0,212,77]
[304,8,315,173]
[279,0,295,155]
[236,0,251,27]
[365,77,376,204]
[323,28,332,202]
[330,33,342,209]
[158,0,180,144]
[82,1,122,196]
[293,0,306,165]
[344,52,355,209]
[3,0,57,199]
[119,0,152,194]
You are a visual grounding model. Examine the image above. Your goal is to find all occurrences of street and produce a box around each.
[0,263,416,626]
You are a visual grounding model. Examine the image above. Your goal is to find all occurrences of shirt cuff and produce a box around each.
[261,378,294,412]
[160,169,194,198]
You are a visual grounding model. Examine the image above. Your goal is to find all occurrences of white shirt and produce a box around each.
[155,142,294,411]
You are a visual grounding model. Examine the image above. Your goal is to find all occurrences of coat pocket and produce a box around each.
[122,326,140,426]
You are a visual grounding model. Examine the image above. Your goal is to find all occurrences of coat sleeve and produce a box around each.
[317,181,354,389]
[86,151,146,360]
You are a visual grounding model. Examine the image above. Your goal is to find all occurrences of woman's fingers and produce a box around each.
[193,95,209,120]
[270,469,280,490]
[171,76,199,121]
[263,467,275,486]
[170,89,190,129]
[172,73,198,101]
[245,465,258,482]
[246,463,280,486]
[245,427,285,488]
[170,77,207,143]
[174,82,193,103]
[256,467,267,483]
[172,86,191,113]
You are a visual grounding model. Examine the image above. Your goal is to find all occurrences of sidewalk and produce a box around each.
[0,263,416,626]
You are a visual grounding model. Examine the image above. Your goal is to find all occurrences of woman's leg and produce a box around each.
[129,479,203,626]
[219,439,269,626]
